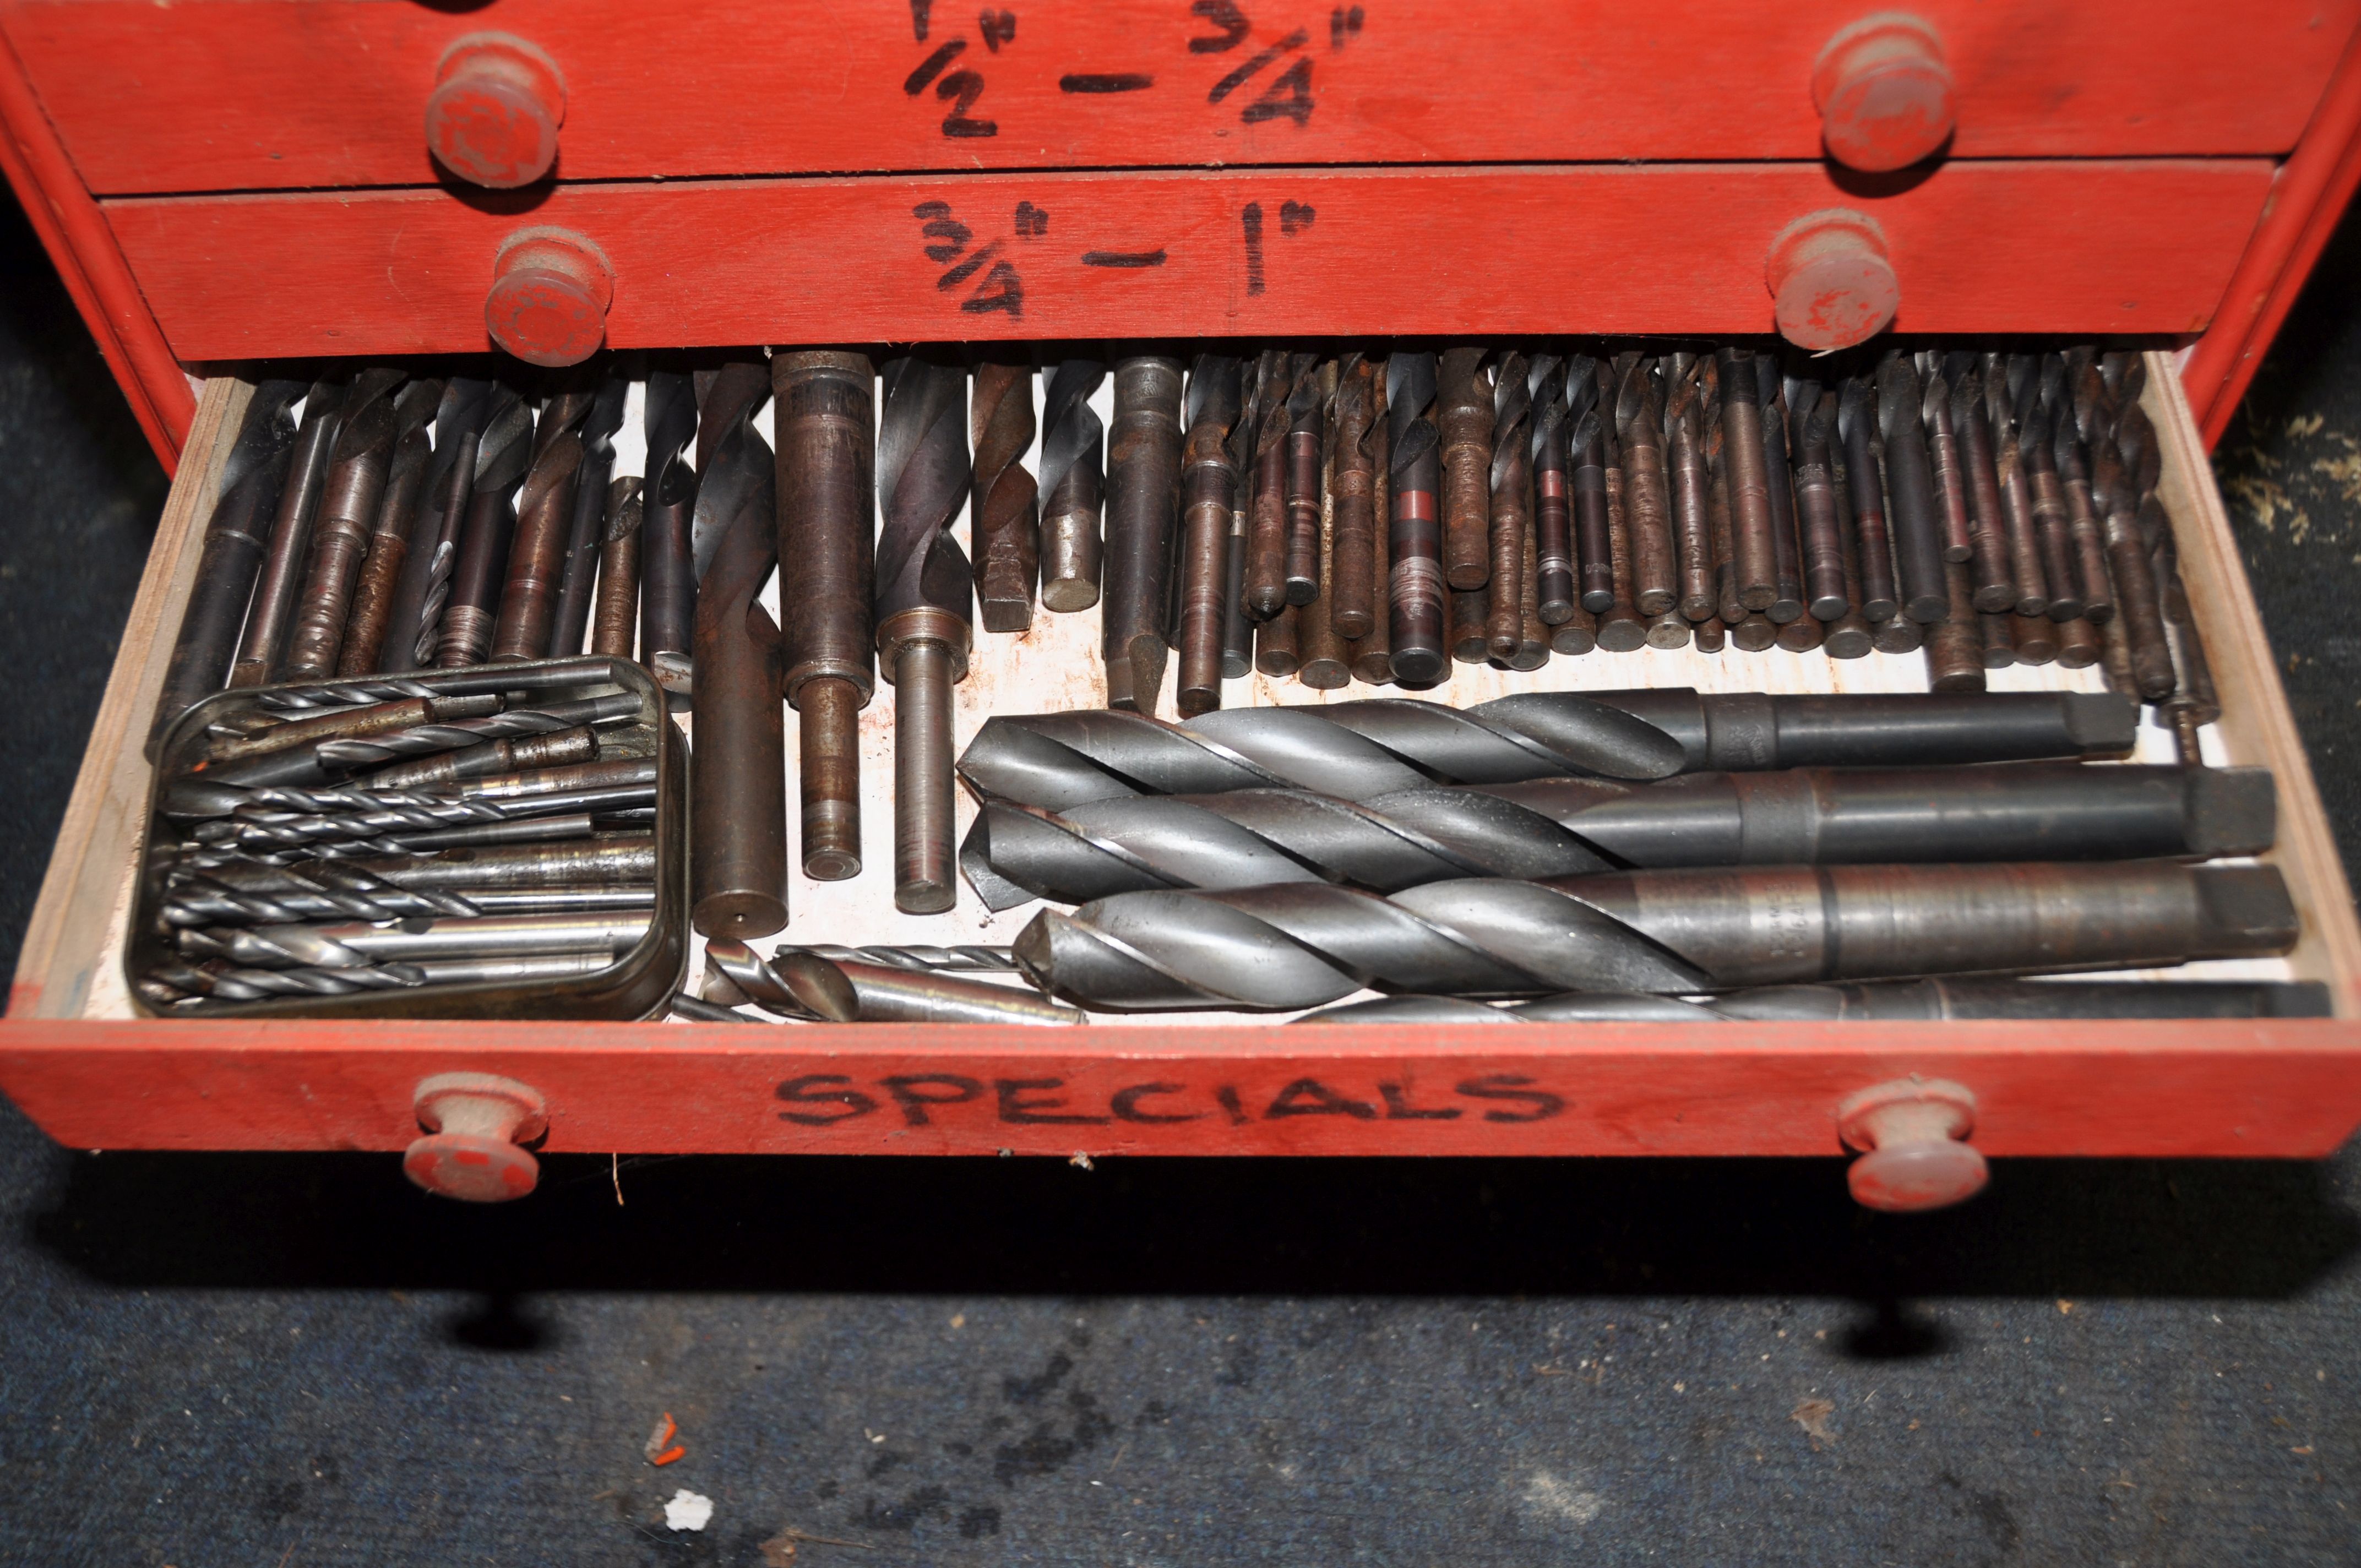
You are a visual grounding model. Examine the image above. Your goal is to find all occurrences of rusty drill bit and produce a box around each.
[1012,860,2297,1011]
[1822,438,1876,658]
[2018,387,2083,623]
[433,386,533,668]
[336,377,443,676]
[489,385,595,661]
[1350,364,1396,684]
[379,377,494,674]
[589,477,643,659]
[1224,364,1264,679]
[149,380,304,756]
[1617,359,1678,618]
[1176,353,1245,717]
[1103,353,1184,712]
[1437,346,1494,594]
[1918,353,1974,565]
[2048,358,2117,624]
[1282,351,1326,605]
[1530,353,1577,624]
[1787,383,1848,621]
[1386,351,1447,685]
[201,690,499,766]
[1836,375,1900,622]
[1596,367,1648,652]
[1666,360,1717,622]
[1243,349,1293,620]
[1987,352,2049,615]
[1946,366,2017,613]
[639,369,700,695]
[1569,358,1618,616]
[775,350,877,881]
[2152,504,2221,765]
[1486,348,1532,660]
[284,368,406,679]
[971,358,1040,633]
[1330,354,1381,644]
[1038,357,1106,612]
[689,361,771,576]
[1875,355,1949,623]
[231,377,348,688]
[877,355,975,914]
[691,366,787,939]
[2077,363,2174,699]
[547,374,630,657]
[1924,560,1986,693]
[1755,356,1805,625]
[1716,347,1780,615]
[1299,360,1351,689]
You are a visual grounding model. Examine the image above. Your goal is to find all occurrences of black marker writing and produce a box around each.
[1209,27,1307,104]
[1062,73,1155,92]
[905,39,967,94]
[1081,249,1168,268]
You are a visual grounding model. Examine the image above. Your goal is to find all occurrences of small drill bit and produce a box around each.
[1386,351,1447,685]
[490,384,596,660]
[303,692,641,772]
[1787,385,1848,622]
[1569,360,1618,617]
[1038,357,1107,612]
[1223,363,1261,680]
[433,386,533,668]
[1103,354,1185,711]
[877,355,975,914]
[793,943,1020,972]
[284,368,406,679]
[178,911,651,969]
[2077,361,2174,699]
[774,350,877,880]
[160,867,479,927]
[202,691,501,766]
[639,369,700,694]
[379,377,495,673]
[971,358,1041,633]
[231,377,348,687]
[1176,353,1244,717]
[1948,367,2017,613]
[357,725,600,792]
[1298,360,1350,689]
[1755,357,1805,625]
[547,375,631,659]
[251,657,618,712]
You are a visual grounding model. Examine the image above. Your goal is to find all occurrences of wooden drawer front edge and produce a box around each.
[106,161,2273,361]
[4,357,2358,1163]
[7,0,2351,193]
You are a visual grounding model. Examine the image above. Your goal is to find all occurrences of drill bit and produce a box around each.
[177,911,651,969]
[1787,385,1848,622]
[589,477,643,659]
[690,356,788,939]
[1595,366,1648,652]
[1716,348,1778,615]
[1924,561,1986,693]
[1437,346,1494,595]
[1223,363,1263,680]
[1616,358,1678,619]
[959,762,2273,908]
[639,369,700,694]
[249,657,620,712]
[202,691,501,767]
[1835,375,1900,622]
[1875,355,1949,623]
[284,368,406,679]
[1486,349,1532,660]
[2076,361,2174,699]
[956,689,2137,808]
[774,350,877,880]
[1664,359,1716,623]
[336,378,443,676]
[149,380,304,755]
[547,375,632,658]
[433,386,533,668]
[1176,353,1245,716]
[1103,354,1185,711]
[1305,977,2332,1023]
[178,777,656,851]
[1330,354,1381,645]
[1387,350,1447,684]
[358,725,600,793]
[1918,353,1973,565]
[793,942,1020,972]
[1011,861,2297,1011]
[1037,357,1107,612]
[1569,358,1618,616]
[186,837,656,894]
[156,960,432,1003]
[379,377,494,673]
[1240,350,1289,620]
[297,692,640,772]
[160,868,480,927]
[1283,351,1326,606]
[971,358,1040,633]
[1987,352,2049,615]
[1947,366,2017,613]
[2018,388,2083,622]
[877,355,975,914]
[1754,357,1805,625]
[231,377,348,687]
[703,939,1082,1025]
[1298,360,1351,689]
[2151,499,2221,766]
[489,384,595,660]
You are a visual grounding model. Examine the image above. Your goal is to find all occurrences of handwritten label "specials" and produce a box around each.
[778,1072,1565,1129]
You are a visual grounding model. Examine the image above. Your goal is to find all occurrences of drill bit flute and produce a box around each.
[547,377,631,658]
[590,478,643,660]
[434,387,533,668]
[231,377,347,687]
[1037,358,1106,612]
[971,359,1040,633]
[336,378,443,676]
[639,370,699,694]
[378,378,493,673]
[491,385,594,661]
[285,368,405,678]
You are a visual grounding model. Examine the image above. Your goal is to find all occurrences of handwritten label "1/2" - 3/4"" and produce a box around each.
[901,0,1366,140]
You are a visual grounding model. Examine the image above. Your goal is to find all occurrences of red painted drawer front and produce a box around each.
[106,160,2273,360]
[7,0,2349,195]
[6,1020,2361,1159]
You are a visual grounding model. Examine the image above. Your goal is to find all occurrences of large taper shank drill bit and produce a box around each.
[547,375,631,658]
[285,368,406,678]
[489,385,594,660]
[971,358,1040,633]
[1103,353,1185,711]
[1386,351,1446,684]
[639,369,700,694]
[1038,357,1106,612]
[378,377,493,673]
[1176,353,1244,717]
[434,386,534,668]
[335,377,443,676]
[231,377,347,687]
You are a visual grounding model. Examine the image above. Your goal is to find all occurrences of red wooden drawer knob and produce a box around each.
[404,1072,548,1202]
[1813,13,1954,172]
[1837,1076,1987,1212]
[1766,209,1898,351]
[425,33,567,189]
[485,228,613,367]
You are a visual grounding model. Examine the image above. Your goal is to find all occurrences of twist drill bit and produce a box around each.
[336,378,443,676]
[1176,353,1245,716]
[1038,357,1107,612]
[957,688,2136,808]
[250,657,619,712]
[1918,354,1974,565]
[358,725,599,792]
[1925,561,1987,693]
[301,692,641,772]
[692,360,773,561]
[1836,375,1900,622]
[202,691,501,767]
[1387,351,1448,684]
[1716,348,1779,615]
[1103,354,1185,711]
[1618,359,1677,619]
[703,939,1082,1025]
[1437,346,1494,595]
[2152,500,2221,766]
[793,943,1019,972]
[161,867,480,927]
[2077,362,2174,699]
[547,375,631,658]
[1243,350,1292,618]
[1012,861,2297,1011]
[1298,360,1351,689]
[1349,365,1396,683]
[178,911,650,969]
[489,385,595,660]
[1596,367,1648,652]
[2019,390,2083,622]
[1788,385,1848,622]
[691,361,788,939]
[670,993,762,1023]
[1755,357,1805,625]
[971,358,1040,633]
[2048,363,2115,624]
[1304,978,2332,1023]
[188,837,654,894]
[231,377,348,688]
[1569,360,1618,616]
[433,386,533,668]
[1282,351,1326,605]
[183,779,655,851]
[149,380,305,755]
[774,352,877,881]
[639,369,700,693]
[161,960,432,1002]
[1665,360,1717,623]
[878,355,975,914]
[1875,355,1949,623]
[1486,349,1532,660]
[959,763,2272,909]
[284,368,406,678]
[1330,354,1381,644]
[379,377,494,673]
[1948,366,2017,613]
[1988,351,2049,614]
[1224,363,1263,679]
[590,477,644,660]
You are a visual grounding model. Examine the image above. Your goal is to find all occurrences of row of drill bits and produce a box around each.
[135,658,670,1012]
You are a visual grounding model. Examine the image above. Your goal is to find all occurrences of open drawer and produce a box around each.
[3,351,2358,1205]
